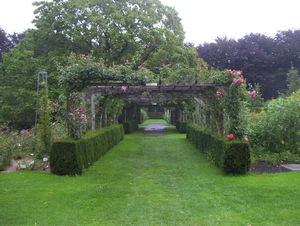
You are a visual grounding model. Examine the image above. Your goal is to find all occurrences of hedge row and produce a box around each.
[123,120,139,134]
[176,121,187,133]
[186,124,251,174]
[50,124,124,175]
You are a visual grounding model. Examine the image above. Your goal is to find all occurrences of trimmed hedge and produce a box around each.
[123,120,139,134]
[176,121,187,133]
[50,124,124,175]
[186,124,251,174]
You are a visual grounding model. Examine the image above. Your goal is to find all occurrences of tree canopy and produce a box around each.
[28,0,188,68]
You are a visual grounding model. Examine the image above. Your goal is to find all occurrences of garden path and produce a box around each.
[140,123,175,136]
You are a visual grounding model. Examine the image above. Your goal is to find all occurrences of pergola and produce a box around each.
[80,81,228,131]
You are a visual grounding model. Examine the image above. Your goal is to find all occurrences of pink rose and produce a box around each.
[69,113,74,116]
[226,69,233,74]
[243,138,249,142]
[226,134,234,139]
[248,91,256,98]
[216,91,222,97]
[121,86,127,92]
[233,77,243,85]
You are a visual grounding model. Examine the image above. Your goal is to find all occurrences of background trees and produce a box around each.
[197,30,300,99]
[0,28,25,62]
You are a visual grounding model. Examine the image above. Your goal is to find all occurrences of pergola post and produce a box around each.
[91,93,95,131]
[82,92,87,132]
[104,107,107,128]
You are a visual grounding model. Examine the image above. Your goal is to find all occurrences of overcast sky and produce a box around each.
[1,0,300,45]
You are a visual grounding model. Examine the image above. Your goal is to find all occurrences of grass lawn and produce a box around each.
[1,119,300,225]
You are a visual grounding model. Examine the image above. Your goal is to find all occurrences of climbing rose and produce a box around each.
[248,91,256,98]
[226,69,242,76]
[243,138,249,142]
[125,60,129,63]
[79,114,85,119]
[69,113,74,116]
[121,86,127,92]
[226,134,234,139]
[216,91,222,97]
[81,54,86,57]
[233,77,244,86]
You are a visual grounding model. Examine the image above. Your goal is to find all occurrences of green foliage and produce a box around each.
[50,125,124,175]
[247,90,300,156]
[37,93,53,156]
[247,83,265,108]
[176,121,187,133]
[286,65,300,95]
[123,120,139,134]
[186,124,251,174]
[140,108,149,123]
[0,49,39,125]
[58,53,155,94]
[0,142,12,171]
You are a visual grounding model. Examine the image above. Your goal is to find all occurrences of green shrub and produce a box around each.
[186,124,251,174]
[140,109,149,123]
[50,139,80,175]
[50,125,124,175]
[247,90,300,155]
[176,121,187,133]
[223,141,251,174]
[123,120,139,134]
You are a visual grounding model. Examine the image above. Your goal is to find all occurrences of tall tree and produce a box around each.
[275,29,300,69]
[0,28,13,62]
[25,0,187,70]
[0,49,40,126]
[197,37,237,70]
